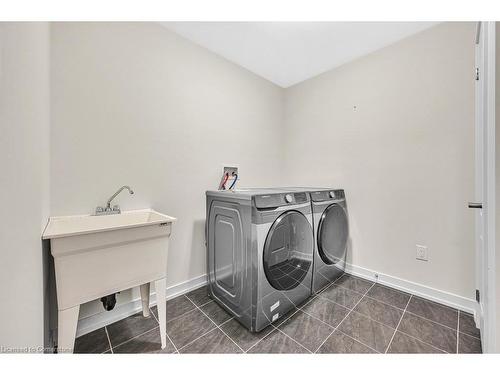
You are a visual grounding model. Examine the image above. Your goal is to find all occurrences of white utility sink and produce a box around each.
[43,209,176,353]
[43,209,175,239]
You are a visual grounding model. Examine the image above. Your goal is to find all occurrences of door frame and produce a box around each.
[475,21,496,353]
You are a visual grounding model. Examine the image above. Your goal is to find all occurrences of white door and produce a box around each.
[473,21,496,353]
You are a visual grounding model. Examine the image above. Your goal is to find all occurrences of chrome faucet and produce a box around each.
[95,185,134,215]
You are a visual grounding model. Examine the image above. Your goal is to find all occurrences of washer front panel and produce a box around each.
[263,210,313,291]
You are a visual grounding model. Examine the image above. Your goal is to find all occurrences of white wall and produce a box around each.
[283,23,476,299]
[50,23,285,319]
[0,23,50,348]
[49,22,478,331]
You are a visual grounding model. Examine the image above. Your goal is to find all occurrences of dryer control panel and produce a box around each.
[311,189,345,202]
[254,192,309,208]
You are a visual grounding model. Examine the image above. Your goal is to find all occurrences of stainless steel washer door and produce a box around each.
[263,210,313,291]
[317,203,348,265]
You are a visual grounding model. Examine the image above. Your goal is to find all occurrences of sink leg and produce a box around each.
[140,283,151,317]
[57,305,80,354]
[155,278,167,349]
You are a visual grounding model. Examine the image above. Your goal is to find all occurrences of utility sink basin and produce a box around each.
[42,209,175,239]
[42,208,176,353]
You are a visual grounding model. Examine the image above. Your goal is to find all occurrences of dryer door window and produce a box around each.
[317,203,348,265]
[263,210,313,291]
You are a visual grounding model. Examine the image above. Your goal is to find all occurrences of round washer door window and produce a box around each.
[263,210,313,291]
[317,204,348,265]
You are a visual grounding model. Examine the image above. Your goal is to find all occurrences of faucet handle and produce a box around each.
[95,206,104,214]
[112,205,121,213]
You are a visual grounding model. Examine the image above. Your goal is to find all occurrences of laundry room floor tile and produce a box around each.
[459,311,481,339]
[220,318,275,352]
[179,328,243,354]
[406,296,458,329]
[337,311,394,353]
[113,327,176,354]
[151,295,197,323]
[74,327,110,354]
[300,296,349,328]
[106,310,159,348]
[319,283,364,309]
[199,301,233,326]
[316,331,376,354]
[333,274,374,294]
[397,312,457,353]
[386,331,445,354]
[277,311,333,352]
[366,284,411,310]
[78,273,482,354]
[167,308,217,349]
[185,286,212,307]
[353,296,404,328]
[458,333,482,354]
[247,329,309,353]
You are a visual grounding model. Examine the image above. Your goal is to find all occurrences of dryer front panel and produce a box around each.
[317,203,348,265]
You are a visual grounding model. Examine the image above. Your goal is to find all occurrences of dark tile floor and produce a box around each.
[74,273,482,354]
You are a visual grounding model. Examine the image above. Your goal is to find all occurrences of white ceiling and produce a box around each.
[161,22,438,88]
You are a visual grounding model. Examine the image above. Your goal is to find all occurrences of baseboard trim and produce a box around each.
[76,274,208,337]
[344,263,479,318]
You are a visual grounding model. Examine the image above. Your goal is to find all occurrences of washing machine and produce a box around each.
[206,188,314,332]
[309,188,348,293]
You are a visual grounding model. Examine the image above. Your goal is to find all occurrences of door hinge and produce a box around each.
[476,67,480,81]
[476,289,480,303]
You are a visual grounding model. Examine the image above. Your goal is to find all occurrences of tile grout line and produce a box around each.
[394,330,447,353]
[301,290,434,340]
[176,326,221,352]
[459,331,482,341]
[150,306,179,354]
[362,293,406,312]
[110,306,177,353]
[271,326,313,353]
[314,282,379,353]
[111,326,160,352]
[384,294,412,353]
[317,282,379,353]
[246,288,326,354]
[305,281,403,352]
[348,276,459,353]
[244,326,280,353]
[104,326,114,354]
[402,310,459,333]
[352,307,451,353]
[297,306,376,353]
[296,286,382,351]
[184,294,245,353]
[456,310,460,353]
[292,282,377,352]
[312,299,445,354]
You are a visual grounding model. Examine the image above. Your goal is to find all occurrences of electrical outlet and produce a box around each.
[416,245,428,261]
